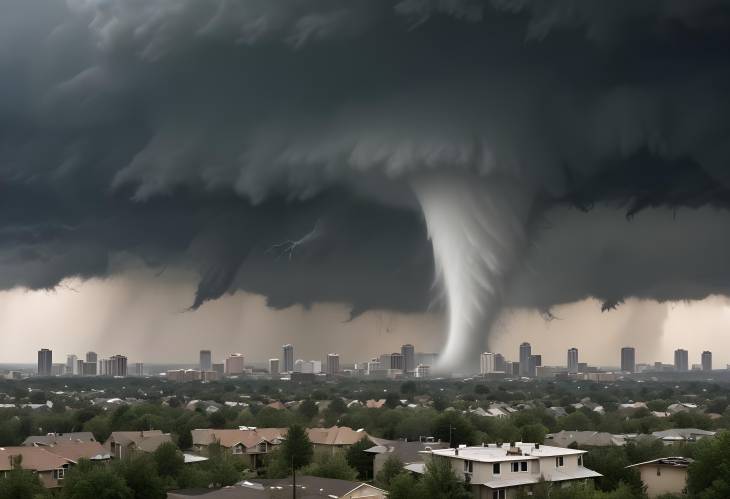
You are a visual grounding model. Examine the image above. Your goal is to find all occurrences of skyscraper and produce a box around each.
[567,348,579,373]
[200,350,212,371]
[66,354,78,375]
[282,344,294,373]
[226,353,245,375]
[702,351,712,372]
[494,353,505,372]
[480,352,495,374]
[621,347,636,373]
[401,344,415,373]
[674,349,689,371]
[37,349,52,377]
[134,362,144,376]
[519,342,531,376]
[326,353,340,376]
[269,358,280,375]
[528,354,541,377]
[110,355,127,377]
[85,351,97,363]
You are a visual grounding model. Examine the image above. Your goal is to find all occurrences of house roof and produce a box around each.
[652,428,716,441]
[168,476,386,498]
[191,428,286,449]
[23,432,96,446]
[480,466,602,489]
[364,440,449,464]
[427,443,586,463]
[107,430,172,452]
[42,440,110,462]
[545,431,627,448]
[627,456,693,469]
[0,446,70,472]
[306,426,369,446]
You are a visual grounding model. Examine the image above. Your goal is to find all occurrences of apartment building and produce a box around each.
[423,442,601,499]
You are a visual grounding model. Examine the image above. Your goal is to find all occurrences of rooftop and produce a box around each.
[426,443,586,463]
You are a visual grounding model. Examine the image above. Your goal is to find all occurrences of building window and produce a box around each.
[556,456,564,467]
[511,462,519,472]
[53,468,65,480]
[493,462,501,475]
[492,489,506,499]
[520,461,528,472]
[578,455,583,466]
[232,445,243,455]
[463,460,473,473]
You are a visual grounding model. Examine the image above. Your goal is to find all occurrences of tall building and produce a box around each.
[199,350,212,372]
[621,347,636,373]
[269,358,280,375]
[110,355,128,377]
[480,352,495,374]
[494,353,506,372]
[519,342,531,376]
[212,363,225,377]
[225,353,245,375]
[76,359,84,376]
[674,349,689,371]
[326,353,340,376]
[380,353,404,371]
[282,344,294,373]
[528,354,541,377]
[85,351,97,363]
[134,362,144,376]
[401,344,415,373]
[37,349,52,377]
[66,354,78,376]
[567,348,579,373]
[702,351,712,372]
[417,352,439,366]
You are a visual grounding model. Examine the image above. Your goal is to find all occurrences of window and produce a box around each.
[556,456,564,467]
[53,468,65,480]
[578,455,583,466]
[520,461,528,472]
[232,444,243,455]
[493,463,501,475]
[463,460,473,473]
[511,462,519,472]
[493,490,506,499]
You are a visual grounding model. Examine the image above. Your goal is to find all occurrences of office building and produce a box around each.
[199,350,212,372]
[568,348,579,373]
[212,363,224,377]
[51,364,65,376]
[110,355,128,377]
[37,349,52,377]
[269,358,280,375]
[282,344,294,373]
[529,354,542,377]
[621,347,636,373]
[702,351,712,372]
[326,353,340,376]
[415,364,430,378]
[86,351,98,363]
[82,361,96,376]
[66,354,78,376]
[401,344,415,373]
[225,354,245,375]
[134,362,144,376]
[76,359,84,376]
[674,349,689,372]
[519,342,531,376]
[480,352,496,374]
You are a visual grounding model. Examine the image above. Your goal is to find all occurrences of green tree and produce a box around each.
[388,472,421,499]
[375,455,404,488]
[419,457,471,499]
[298,399,319,421]
[385,393,401,409]
[301,451,358,481]
[0,468,48,499]
[153,442,185,480]
[61,459,132,499]
[401,381,417,398]
[432,412,475,447]
[281,424,314,470]
[346,436,375,480]
[113,454,166,499]
[688,431,730,498]
[83,415,112,442]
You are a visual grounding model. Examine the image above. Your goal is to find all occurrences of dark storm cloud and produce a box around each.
[1,0,730,316]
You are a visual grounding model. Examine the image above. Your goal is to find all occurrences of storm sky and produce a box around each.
[2,1,730,370]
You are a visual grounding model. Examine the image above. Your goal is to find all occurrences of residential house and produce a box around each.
[190,428,286,468]
[545,431,627,448]
[105,430,173,459]
[421,442,601,499]
[365,439,449,480]
[23,432,97,446]
[0,446,72,488]
[30,439,110,463]
[627,457,692,498]
[167,476,388,498]
[307,426,383,454]
[666,403,699,414]
[652,428,716,445]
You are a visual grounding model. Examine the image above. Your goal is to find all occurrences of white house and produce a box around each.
[421,442,601,499]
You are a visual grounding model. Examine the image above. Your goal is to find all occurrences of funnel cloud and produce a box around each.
[2,1,730,369]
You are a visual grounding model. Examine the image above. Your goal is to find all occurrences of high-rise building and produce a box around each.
[199,350,212,372]
[282,344,294,373]
[326,354,340,376]
[480,352,496,374]
[85,352,97,375]
[519,343,531,376]
[401,344,415,373]
[380,353,404,371]
[225,353,245,375]
[528,354,541,377]
[415,364,430,378]
[66,354,78,376]
[268,358,280,375]
[85,351,97,363]
[567,348,579,373]
[674,349,689,371]
[212,363,225,377]
[110,355,127,377]
[76,359,84,376]
[621,347,636,373]
[417,352,439,367]
[134,362,144,376]
[37,349,52,377]
[494,353,506,372]
[702,351,712,372]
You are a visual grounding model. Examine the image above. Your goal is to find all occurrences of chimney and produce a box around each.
[535,443,540,449]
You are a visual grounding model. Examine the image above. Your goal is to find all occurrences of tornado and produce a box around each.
[413,174,532,374]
